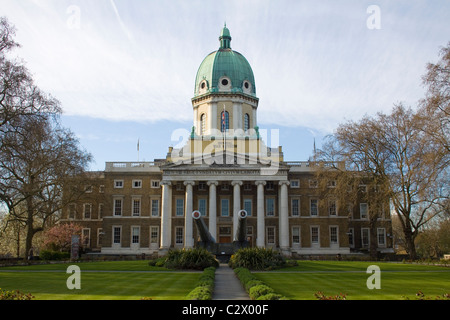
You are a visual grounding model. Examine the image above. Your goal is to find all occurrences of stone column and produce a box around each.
[207,181,219,241]
[184,181,195,248]
[232,181,243,239]
[255,181,266,247]
[279,181,290,253]
[160,181,172,253]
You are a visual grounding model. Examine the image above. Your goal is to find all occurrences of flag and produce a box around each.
[137,139,140,152]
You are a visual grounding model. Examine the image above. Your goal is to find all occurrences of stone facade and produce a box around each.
[60,26,393,257]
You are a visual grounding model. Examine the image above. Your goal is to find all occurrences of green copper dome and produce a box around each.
[194,25,256,98]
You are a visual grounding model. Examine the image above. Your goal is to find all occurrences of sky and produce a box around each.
[1,0,449,170]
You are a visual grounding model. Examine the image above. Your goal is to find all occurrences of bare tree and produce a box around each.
[422,42,450,150]
[0,114,92,258]
[318,104,447,259]
[0,17,92,258]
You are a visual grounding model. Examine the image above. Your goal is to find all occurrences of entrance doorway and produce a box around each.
[219,226,232,243]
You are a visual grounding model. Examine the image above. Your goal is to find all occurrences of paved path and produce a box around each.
[213,263,250,300]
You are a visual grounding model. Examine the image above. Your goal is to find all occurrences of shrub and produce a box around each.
[257,293,286,300]
[233,267,288,300]
[0,288,34,300]
[186,267,216,300]
[186,286,213,300]
[164,248,219,270]
[39,250,70,261]
[249,285,274,300]
[314,291,347,300]
[229,248,286,270]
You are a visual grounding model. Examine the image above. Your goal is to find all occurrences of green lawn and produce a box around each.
[0,261,200,300]
[254,261,450,300]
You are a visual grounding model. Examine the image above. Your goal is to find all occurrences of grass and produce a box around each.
[253,261,450,300]
[0,260,200,300]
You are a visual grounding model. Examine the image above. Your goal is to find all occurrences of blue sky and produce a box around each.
[2,0,449,170]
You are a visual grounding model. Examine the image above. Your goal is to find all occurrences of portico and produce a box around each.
[159,163,290,254]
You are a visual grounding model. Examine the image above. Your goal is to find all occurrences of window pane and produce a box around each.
[176,227,183,244]
[176,199,184,216]
[221,199,229,216]
[311,227,319,243]
[292,227,300,244]
[114,199,122,216]
[151,199,159,217]
[113,227,121,244]
[244,199,252,216]
[292,199,299,216]
[310,199,318,216]
[132,227,140,244]
[266,198,275,216]
[133,199,140,216]
[198,199,207,216]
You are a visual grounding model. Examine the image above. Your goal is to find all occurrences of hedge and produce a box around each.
[233,267,288,300]
[186,267,216,300]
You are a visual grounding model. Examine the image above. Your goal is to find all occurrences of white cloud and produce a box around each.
[2,0,449,134]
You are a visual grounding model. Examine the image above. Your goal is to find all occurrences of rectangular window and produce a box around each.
[348,228,354,248]
[360,203,368,219]
[132,180,142,188]
[97,228,103,247]
[84,203,92,219]
[266,181,274,190]
[68,204,76,219]
[266,198,275,216]
[113,226,121,245]
[330,226,338,244]
[198,182,207,191]
[292,199,300,216]
[176,198,184,216]
[362,228,370,247]
[151,180,160,188]
[310,199,318,216]
[292,227,300,245]
[114,180,124,188]
[377,228,386,247]
[82,228,90,247]
[151,199,159,217]
[243,199,252,216]
[150,226,159,244]
[267,227,276,245]
[198,198,207,216]
[99,203,104,219]
[99,185,105,193]
[175,227,184,245]
[221,199,229,216]
[290,180,299,188]
[132,198,141,216]
[311,226,320,244]
[114,199,122,216]
[328,199,337,216]
[131,226,140,244]
[309,179,318,188]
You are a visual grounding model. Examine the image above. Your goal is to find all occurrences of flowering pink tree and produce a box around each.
[43,223,84,252]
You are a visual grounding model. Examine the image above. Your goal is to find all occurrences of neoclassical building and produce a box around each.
[62,26,393,257]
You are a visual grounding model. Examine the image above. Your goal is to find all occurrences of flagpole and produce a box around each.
[223,104,226,152]
[137,138,140,162]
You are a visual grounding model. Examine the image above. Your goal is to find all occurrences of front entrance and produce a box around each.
[219,226,232,244]
[219,236,232,243]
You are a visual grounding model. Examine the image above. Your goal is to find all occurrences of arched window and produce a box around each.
[221,111,229,132]
[244,113,250,132]
[200,113,206,135]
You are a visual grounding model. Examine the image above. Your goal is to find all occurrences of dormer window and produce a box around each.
[219,76,231,92]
